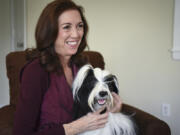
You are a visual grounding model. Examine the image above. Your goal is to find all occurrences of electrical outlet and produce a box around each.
[162,103,171,117]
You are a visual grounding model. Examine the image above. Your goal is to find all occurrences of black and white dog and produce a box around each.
[72,64,136,135]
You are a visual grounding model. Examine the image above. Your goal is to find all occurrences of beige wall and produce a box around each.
[27,0,180,134]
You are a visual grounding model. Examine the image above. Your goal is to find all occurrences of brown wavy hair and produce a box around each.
[27,0,89,73]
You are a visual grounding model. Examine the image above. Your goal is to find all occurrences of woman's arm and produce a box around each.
[13,60,65,135]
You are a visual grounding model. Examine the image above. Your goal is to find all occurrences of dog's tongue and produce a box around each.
[98,99,105,105]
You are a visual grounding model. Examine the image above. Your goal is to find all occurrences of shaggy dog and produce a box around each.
[72,64,136,135]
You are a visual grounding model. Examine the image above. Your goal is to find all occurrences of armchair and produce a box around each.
[0,50,171,135]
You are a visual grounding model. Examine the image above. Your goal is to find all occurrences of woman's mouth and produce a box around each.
[66,41,78,46]
[66,41,79,50]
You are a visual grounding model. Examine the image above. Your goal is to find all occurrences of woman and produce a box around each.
[13,0,122,135]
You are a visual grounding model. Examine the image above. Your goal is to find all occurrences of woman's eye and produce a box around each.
[63,25,71,30]
[77,23,84,29]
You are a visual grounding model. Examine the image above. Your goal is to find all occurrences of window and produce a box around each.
[172,0,180,60]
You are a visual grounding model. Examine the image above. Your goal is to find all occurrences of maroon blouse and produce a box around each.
[39,65,78,130]
[13,59,78,135]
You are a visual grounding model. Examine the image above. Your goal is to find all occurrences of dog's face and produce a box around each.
[73,65,119,112]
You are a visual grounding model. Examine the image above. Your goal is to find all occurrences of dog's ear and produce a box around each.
[73,65,95,119]
[104,75,119,94]
[72,64,93,99]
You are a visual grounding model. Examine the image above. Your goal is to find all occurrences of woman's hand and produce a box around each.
[109,92,123,113]
[63,107,109,135]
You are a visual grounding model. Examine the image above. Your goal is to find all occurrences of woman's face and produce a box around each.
[55,9,84,59]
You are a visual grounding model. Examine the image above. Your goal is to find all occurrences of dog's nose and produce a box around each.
[99,91,108,97]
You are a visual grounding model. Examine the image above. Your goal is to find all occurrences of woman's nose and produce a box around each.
[71,28,79,38]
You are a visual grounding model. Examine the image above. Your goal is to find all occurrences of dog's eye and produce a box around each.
[104,75,116,82]
[107,83,114,92]
[83,80,96,87]
[106,80,118,94]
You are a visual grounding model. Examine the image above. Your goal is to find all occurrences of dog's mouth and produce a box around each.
[97,98,106,105]
[94,97,108,106]
[89,90,113,112]
[91,96,112,112]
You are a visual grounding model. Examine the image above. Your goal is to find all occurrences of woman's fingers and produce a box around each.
[110,92,123,113]
[94,106,106,115]
[84,109,109,130]
[85,114,108,130]
[87,110,108,122]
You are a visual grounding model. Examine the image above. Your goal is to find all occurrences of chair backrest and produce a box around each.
[6,51,27,106]
[81,51,105,70]
[6,50,105,106]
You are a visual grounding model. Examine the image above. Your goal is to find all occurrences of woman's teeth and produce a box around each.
[67,41,77,46]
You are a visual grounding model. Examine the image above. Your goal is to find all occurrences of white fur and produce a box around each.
[94,67,110,82]
[79,113,136,135]
[88,82,113,111]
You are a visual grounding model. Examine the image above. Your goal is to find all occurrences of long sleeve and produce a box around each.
[12,59,66,135]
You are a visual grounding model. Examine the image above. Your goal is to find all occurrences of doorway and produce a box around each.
[0,0,26,107]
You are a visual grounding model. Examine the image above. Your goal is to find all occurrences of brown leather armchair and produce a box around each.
[0,50,171,135]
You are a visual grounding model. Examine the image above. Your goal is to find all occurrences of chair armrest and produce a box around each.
[122,104,171,135]
[0,105,16,135]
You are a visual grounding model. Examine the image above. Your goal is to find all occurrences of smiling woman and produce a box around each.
[12,0,123,135]
[33,0,89,74]
[12,1,105,135]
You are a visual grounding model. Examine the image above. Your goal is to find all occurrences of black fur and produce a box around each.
[104,75,119,94]
[73,69,97,119]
